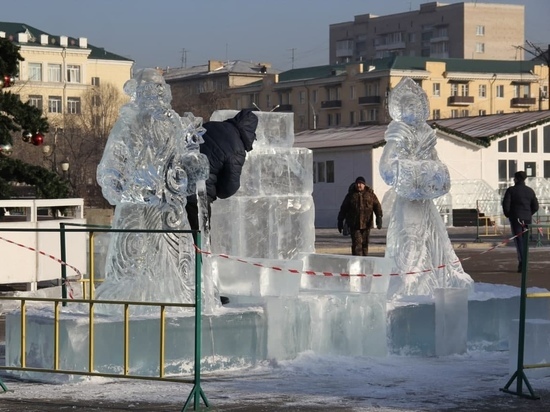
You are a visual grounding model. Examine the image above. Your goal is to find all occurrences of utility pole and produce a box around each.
[181,48,187,68]
[289,48,296,69]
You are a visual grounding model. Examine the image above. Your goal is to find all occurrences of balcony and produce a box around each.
[511,97,536,107]
[273,104,293,112]
[358,96,381,105]
[448,96,474,106]
[320,100,342,109]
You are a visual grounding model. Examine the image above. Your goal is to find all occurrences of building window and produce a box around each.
[326,86,340,101]
[67,97,81,114]
[433,83,440,96]
[312,90,318,103]
[544,125,550,152]
[326,161,335,183]
[248,93,259,107]
[266,94,271,109]
[451,109,459,118]
[298,114,306,130]
[523,130,538,153]
[66,65,81,83]
[496,85,504,98]
[460,84,469,96]
[367,108,378,122]
[299,91,306,105]
[460,109,469,117]
[279,91,290,105]
[544,160,550,178]
[476,25,485,36]
[91,77,100,86]
[479,110,486,116]
[498,159,517,182]
[514,84,530,98]
[365,82,379,96]
[92,95,101,107]
[28,95,43,110]
[349,85,356,100]
[28,63,42,81]
[432,109,440,119]
[327,113,333,127]
[48,96,62,113]
[313,161,334,183]
[498,135,518,152]
[350,111,356,125]
[479,84,486,98]
[317,161,326,183]
[48,64,61,82]
[476,43,485,53]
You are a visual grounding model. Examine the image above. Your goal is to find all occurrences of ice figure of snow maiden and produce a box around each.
[379,77,473,298]
[95,68,209,313]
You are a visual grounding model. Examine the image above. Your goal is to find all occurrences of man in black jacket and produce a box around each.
[502,170,539,272]
[186,109,258,232]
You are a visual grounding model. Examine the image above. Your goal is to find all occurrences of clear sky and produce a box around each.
[3,0,550,72]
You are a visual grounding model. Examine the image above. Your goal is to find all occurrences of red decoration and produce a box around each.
[31,132,44,146]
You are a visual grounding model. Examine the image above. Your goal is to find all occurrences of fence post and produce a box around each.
[59,222,68,306]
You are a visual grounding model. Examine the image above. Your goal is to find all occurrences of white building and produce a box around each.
[294,111,550,228]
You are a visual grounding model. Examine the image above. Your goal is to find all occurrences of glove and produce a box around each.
[376,216,383,230]
[337,221,343,233]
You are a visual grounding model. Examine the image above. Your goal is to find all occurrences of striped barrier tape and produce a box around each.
[194,229,527,278]
[0,236,78,298]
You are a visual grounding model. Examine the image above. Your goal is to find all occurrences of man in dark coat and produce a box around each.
[186,109,258,231]
[337,176,383,256]
[502,170,539,272]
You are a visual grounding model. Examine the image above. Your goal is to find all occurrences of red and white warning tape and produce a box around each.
[0,236,78,299]
[194,230,527,278]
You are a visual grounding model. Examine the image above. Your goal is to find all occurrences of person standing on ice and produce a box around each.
[502,170,539,272]
[337,176,383,256]
[379,77,473,298]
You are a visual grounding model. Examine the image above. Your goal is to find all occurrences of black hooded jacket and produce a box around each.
[199,109,258,201]
[502,180,539,222]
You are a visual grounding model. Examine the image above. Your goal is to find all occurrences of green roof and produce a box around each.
[276,55,539,84]
[0,21,132,62]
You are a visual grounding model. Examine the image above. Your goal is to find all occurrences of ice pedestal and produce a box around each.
[435,288,468,356]
[509,319,550,379]
[299,253,392,294]
[388,286,550,356]
[4,290,388,379]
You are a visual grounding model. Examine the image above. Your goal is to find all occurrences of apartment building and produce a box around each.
[0,22,133,128]
[228,56,549,133]
[329,2,524,63]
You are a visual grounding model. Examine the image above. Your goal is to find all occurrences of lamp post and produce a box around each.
[42,127,63,173]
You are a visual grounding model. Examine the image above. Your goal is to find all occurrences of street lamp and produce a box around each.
[42,127,64,173]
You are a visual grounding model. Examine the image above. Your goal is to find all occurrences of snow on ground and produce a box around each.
[2,350,549,411]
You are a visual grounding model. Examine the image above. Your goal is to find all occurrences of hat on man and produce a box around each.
[355,176,366,185]
[514,171,527,182]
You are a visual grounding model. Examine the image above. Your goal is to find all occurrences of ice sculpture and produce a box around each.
[95,68,209,313]
[379,78,473,298]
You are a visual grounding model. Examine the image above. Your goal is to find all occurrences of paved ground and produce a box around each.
[1,227,550,411]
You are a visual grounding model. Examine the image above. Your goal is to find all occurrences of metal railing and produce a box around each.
[0,225,208,411]
[501,224,550,400]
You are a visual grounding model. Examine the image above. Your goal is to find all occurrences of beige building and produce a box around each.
[164,60,279,120]
[330,2,524,63]
[228,56,549,133]
[0,22,133,130]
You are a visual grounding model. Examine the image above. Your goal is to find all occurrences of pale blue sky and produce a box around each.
[4,0,549,72]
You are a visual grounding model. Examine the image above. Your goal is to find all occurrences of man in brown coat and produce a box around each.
[337,176,383,256]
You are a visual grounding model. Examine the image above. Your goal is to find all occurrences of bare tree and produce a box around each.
[521,41,550,111]
[58,83,126,207]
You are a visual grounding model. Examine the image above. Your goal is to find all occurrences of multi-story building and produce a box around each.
[0,22,133,129]
[329,2,524,63]
[228,56,549,133]
[163,60,279,120]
